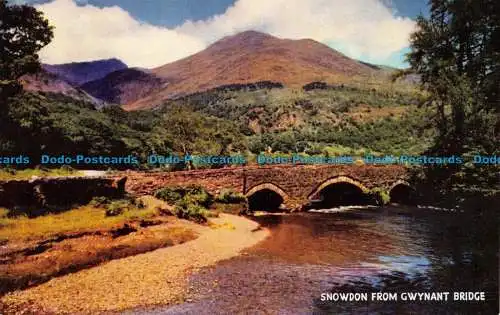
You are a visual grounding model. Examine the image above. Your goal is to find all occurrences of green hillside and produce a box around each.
[162,84,434,156]
[0,92,245,168]
[0,83,434,169]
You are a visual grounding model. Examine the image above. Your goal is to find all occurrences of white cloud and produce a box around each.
[35,0,416,68]
[177,0,416,62]
[35,0,205,67]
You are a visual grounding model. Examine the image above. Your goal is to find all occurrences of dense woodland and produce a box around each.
[0,86,431,165]
[405,0,499,209]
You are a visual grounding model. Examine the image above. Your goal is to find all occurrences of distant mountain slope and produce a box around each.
[42,58,128,86]
[114,31,379,110]
[80,68,165,105]
[20,70,106,108]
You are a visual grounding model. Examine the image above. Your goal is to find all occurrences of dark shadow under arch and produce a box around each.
[247,189,285,212]
[389,183,415,205]
[246,183,288,212]
[309,181,372,209]
[308,176,369,200]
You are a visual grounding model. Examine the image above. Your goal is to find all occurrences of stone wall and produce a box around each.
[121,168,245,196]
[0,177,126,210]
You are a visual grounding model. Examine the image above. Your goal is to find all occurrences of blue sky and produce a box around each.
[18,0,429,68]
[84,0,428,27]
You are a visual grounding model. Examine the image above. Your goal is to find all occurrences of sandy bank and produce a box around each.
[2,214,269,314]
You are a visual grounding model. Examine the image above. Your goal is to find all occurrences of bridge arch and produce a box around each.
[245,183,289,211]
[246,183,289,200]
[389,180,411,191]
[308,176,369,200]
[306,176,371,208]
[389,180,414,204]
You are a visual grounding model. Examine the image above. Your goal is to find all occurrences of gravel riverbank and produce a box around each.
[1,214,269,314]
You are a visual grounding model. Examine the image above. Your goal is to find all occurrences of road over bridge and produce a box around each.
[118,164,412,210]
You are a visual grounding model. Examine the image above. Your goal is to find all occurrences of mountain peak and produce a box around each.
[205,30,278,53]
[119,31,377,110]
[228,30,276,39]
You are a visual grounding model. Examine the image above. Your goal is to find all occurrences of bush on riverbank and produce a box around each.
[174,200,209,224]
[215,189,247,204]
[155,186,213,207]
[89,196,147,217]
[154,185,216,222]
[369,188,390,206]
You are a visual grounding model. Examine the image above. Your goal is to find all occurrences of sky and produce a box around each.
[10,0,429,69]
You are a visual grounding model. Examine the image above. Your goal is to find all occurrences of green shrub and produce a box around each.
[154,185,213,208]
[132,197,146,209]
[174,200,208,223]
[370,188,390,205]
[89,196,111,208]
[155,185,214,223]
[105,200,130,217]
[185,187,213,208]
[216,189,247,204]
[154,187,183,205]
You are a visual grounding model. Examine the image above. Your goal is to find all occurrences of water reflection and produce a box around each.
[142,206,498,315]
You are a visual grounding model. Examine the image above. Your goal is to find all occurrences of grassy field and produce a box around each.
[0,196,199,294]
[0,196,165,242]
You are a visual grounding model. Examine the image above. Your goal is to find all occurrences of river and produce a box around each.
[138,206,498,314]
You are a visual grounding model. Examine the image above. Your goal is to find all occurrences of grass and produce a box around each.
[0,167,83,181]
[208,221,236,230]
[211,203,246,215]
[0,199,198,294]
[0,197,162,242]
[215,189,247,204]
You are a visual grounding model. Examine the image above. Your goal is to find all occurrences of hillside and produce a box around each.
[42,58,128,86]
[86,31,381,110]
[80,68,166,105]
[20,70,106,108]
[7,30,429,161]
[161,84,432,156]
[0,92,246,166]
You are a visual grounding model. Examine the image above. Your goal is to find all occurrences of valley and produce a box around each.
[0,0,498,313]
[4,30,429,166]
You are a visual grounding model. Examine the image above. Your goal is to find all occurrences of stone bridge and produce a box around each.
[118,164,411,210]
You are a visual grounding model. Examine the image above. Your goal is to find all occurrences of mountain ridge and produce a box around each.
[81,31,384,110]
[42,58,128,86]
[20,69,106,108]
[27,31,408,110]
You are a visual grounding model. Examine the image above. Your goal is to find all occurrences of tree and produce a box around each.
[407,0,500,209]
[0,0,53,99]
[0,0,53,155]
[407,0,499,150]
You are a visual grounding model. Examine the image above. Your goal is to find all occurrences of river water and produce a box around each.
[144,206,498,314]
